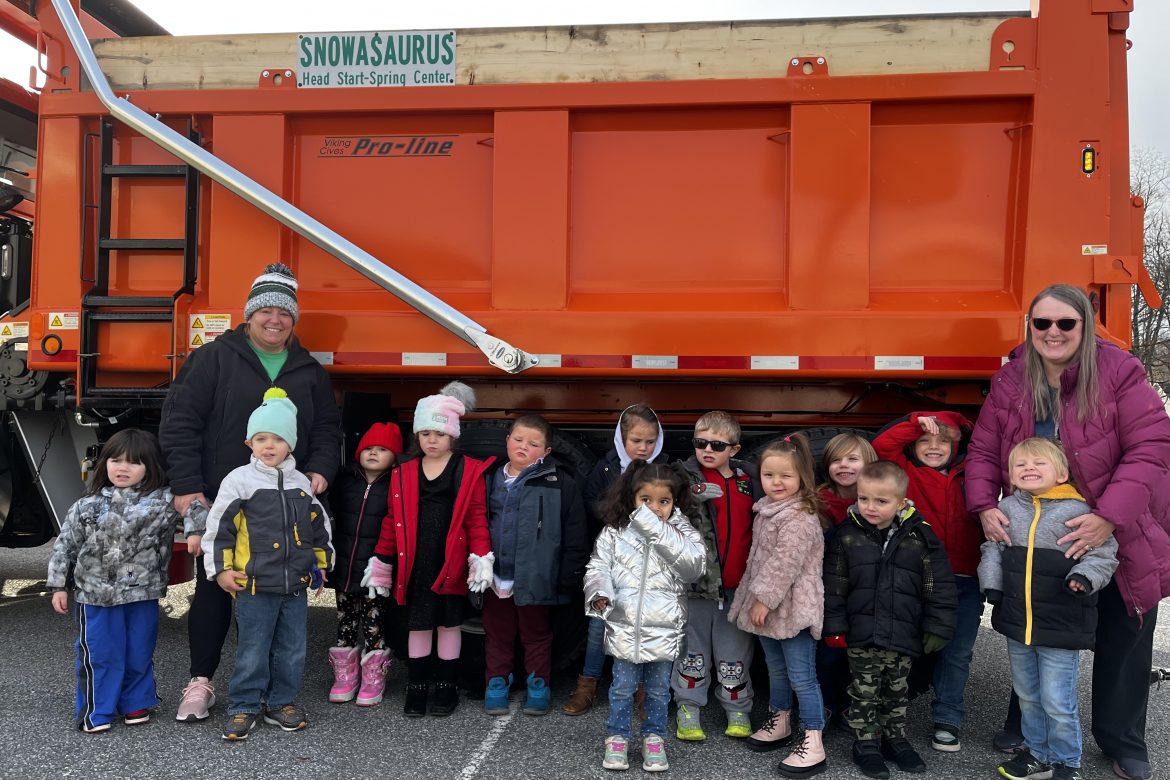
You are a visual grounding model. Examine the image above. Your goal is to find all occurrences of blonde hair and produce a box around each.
[757,432,822,517]
[1025,284,1099,423]
[694,411,741,445]
[818,433,878,493]
[1008,437,1069,476]
[858,460,910,498]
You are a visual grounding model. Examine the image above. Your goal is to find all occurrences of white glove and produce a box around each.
[362,557,393,599]
[467,552,495,594]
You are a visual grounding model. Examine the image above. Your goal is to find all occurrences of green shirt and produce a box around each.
[248,340,288,382]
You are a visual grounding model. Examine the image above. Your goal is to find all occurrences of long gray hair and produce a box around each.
[1024,284,1099,423]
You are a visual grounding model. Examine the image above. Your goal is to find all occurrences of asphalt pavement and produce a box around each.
[3,543,1170,780]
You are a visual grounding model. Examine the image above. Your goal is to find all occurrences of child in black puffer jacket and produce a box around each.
[327,422,402,707]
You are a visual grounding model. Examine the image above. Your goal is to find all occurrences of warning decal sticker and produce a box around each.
[189,313,232,348]
[48,312,79,330]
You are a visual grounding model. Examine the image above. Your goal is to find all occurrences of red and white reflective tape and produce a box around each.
[318,352,1008,371]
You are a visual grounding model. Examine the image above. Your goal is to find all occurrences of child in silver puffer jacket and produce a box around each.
[585,460,705,773]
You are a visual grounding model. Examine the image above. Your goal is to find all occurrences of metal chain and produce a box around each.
[31,414,63,487]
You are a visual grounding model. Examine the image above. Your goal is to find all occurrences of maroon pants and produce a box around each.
[482,590,553,682]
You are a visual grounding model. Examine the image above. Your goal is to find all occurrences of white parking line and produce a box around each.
[460,707,514,778]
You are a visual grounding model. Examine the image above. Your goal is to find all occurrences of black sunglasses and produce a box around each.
[692,437,734,452]
[1030,317,1082,332]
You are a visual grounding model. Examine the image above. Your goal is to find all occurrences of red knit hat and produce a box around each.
[355,422,403,461]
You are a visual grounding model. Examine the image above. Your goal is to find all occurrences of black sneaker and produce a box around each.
[222,712,259,741]
[262,704,307,732]
[881,737,926,773]
[931,723,961,752]
[852,739,890,780]
[998,748,1053,780]
[1051,764,1083,780]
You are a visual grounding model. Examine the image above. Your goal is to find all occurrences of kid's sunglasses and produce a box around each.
[692,437,734,452]
[1029,317,1081,332]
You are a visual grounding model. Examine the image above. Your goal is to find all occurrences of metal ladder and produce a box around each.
[77,118,200,407]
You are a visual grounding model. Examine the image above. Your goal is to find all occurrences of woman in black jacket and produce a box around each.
[159,263,342,722]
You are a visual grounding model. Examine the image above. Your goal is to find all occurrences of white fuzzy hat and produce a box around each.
[413,381,476,438]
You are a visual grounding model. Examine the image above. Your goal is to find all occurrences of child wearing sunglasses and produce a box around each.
[671,412,761,744]
[873,410,982,754]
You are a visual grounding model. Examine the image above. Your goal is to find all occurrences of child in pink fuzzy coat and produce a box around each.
[728,433,826,777]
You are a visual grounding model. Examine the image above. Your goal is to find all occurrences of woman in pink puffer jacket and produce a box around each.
[965,284,1170,780]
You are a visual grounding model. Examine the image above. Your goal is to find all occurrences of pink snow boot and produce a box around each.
[356,648,393,706]
[328,647,360,703]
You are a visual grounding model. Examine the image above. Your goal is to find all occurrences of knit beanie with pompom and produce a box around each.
[412,381,476,439]
[245,263,299,323]
[246,387,299,449]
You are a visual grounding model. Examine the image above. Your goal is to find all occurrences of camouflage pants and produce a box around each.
[846,647,913,740]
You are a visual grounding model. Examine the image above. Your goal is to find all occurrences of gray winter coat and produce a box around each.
[584,505,705,663]
[978,484,1119,649]
[47,487,206,606]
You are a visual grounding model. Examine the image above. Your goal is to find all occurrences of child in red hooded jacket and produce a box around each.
[873,411,982,754]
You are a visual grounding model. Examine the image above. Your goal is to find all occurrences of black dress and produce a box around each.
[406,456,466,630]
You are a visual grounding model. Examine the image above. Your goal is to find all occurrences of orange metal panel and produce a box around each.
[569,108,788,309]
[205,114,291,311]
[492,110,570,311]
[787,102,870,311]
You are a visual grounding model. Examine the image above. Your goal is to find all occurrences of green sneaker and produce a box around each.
[725,710,752,738]
[676,703,706,741]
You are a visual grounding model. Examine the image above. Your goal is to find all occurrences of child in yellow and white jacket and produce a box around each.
[202,388,333,740]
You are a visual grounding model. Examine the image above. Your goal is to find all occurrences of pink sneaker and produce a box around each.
[356,648,392,706]
[328,646,361,703]
[175,676,215,721]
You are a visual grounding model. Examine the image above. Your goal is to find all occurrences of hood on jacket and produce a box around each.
[613,405,665,473]
[878,411,974,470]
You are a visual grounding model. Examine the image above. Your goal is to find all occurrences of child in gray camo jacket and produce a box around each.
[47,428,206,733]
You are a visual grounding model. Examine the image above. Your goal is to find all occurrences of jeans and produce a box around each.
[582,616,607,679]
[229,589,308,714]
[932,575,983,728]
[1007,638,1082,768]
[759,629,826,730]
[607,658,671,740]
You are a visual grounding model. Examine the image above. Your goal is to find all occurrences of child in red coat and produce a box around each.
[873,411,982,753]
[366,382,493,718]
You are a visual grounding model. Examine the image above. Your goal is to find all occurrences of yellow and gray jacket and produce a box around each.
[978,484,1119,649]
[202,455,333,594]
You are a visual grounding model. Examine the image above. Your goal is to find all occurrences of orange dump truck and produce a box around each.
[0,0,1158,548]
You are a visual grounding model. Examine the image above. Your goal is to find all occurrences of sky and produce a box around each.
[0,0,1166,155]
